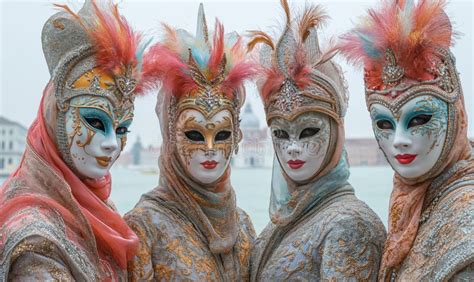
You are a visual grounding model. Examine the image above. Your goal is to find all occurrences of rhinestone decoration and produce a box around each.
[168,96,178,144]
[382,48,405,86]
[89,76,102,94]
[436,62,454,93]
[195,88,222,113]
[275,78,303,113]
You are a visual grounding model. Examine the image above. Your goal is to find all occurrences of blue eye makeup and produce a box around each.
[376,119,395,130]
[372,112,396,131]
[407,114,432,128]
[79,108,113,135]
[402,97,441,130]
[116,119,132,136]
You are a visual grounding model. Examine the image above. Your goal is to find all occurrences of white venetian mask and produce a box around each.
[65,95,132,179]
[270,112,331,183]
[370,95,448,179]
[175,109,235,185]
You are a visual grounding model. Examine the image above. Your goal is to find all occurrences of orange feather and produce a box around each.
[246,30,275,52]
[298,5,328,42]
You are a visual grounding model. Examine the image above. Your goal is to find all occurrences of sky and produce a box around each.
[1,0,473,149]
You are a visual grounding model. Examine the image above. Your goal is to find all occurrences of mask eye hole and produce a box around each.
[215,130,231,141]
[273,129,290,140]
[376,120,394,130]
[185,130,205,142]
[85,117,105,132]
[299,127,320,139]
[408,114,432,128]
[116,126,129,135]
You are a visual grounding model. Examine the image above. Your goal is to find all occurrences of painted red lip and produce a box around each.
[201,160,218,169]
[287,160,306,169]
[395,154,417,165]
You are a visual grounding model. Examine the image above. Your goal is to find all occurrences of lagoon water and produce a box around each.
[0,166,393,234]
[109,166,393,234]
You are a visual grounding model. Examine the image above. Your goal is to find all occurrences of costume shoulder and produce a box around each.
[236,207,257,240]
[320,196,386,281]
[124,189,189,238]
[124,189,197,281]
[0,205,96,281]
[415,185,474,280]
[7,235,74,281]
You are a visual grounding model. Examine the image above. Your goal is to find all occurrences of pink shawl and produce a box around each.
[0,84,138,269]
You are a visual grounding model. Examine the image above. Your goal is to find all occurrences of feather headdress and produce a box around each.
[338,0,454,90]
[57,0,147,91]
[248,0,330,101]
[247,0,347,122]
[141,4,255,99]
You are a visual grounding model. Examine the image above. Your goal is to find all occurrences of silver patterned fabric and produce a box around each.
[393,161,474,281]
[250,155,387,281]
[0,145,125,281]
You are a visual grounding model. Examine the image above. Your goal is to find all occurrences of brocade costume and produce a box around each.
[125,4,256,281]
[0,1,144,280]
[248,1,386,281]
[339,0,474,280]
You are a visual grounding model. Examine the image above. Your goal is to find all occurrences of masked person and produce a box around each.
[0,1,145,280]
[125,4,256,281]
[338,0,474,280]
[248,1,386,281]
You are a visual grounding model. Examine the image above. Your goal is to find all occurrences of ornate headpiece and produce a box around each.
[248,0,347,124]
[141,4,255,143]
[43,0,146,168]
[338,0,460,110]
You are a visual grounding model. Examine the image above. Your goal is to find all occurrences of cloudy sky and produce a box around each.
[1,0,472,149]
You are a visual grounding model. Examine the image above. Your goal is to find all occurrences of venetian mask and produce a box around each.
[65,95,133,179]
[175,108,236,185]
[370,95,448,179]
[270,112,331,183]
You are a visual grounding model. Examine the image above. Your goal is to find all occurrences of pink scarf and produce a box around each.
[0,87,138,269]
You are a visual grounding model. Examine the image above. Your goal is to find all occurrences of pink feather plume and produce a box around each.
[338,0,454,89]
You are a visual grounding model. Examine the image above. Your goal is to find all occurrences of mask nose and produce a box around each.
[393,128,412,150]
[101,132,119,153]
[205,137,216,157]
[287,140,301,159]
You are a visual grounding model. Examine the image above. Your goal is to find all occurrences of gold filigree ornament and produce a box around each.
[175,49,236,118]
[381,48,405,87]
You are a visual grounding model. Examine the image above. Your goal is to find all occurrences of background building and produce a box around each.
[345,138,388,166]
[0,116,27,176]
[232,104,274,168]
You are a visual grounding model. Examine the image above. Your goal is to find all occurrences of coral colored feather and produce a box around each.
[142,18,255,99]
[250,3,330,102]
[298,5,328,42]
[141,44,195,98]
[87,1,141,75]
[260,68,285,102]
[208,21,225,77]
[338,0,454,89]
[57,0,144,90]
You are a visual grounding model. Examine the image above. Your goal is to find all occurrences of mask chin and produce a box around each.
[270,112,332,184]
[179,150,231,185]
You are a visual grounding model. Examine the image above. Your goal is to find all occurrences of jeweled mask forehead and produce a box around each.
[264,73,343,125]
[55,52,137,117]
[168,90,242,147]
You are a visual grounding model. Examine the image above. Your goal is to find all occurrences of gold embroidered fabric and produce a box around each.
[125,188,256,281]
